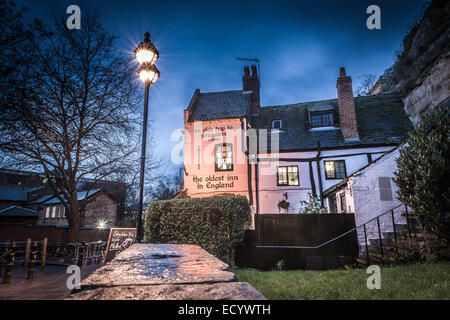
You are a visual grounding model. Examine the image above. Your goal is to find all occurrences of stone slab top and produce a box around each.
[80,244,236,288]
[70,282,266,300]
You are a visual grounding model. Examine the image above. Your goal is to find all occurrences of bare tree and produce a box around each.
[0,11,144,241]
[354,73,378,96]
[146,173,179,202]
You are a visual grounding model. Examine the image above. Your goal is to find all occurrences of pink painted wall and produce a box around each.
[183,116,252,203]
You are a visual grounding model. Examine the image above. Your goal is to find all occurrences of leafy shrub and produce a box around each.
[298,193,327,214]
[393,104,450,244]
[144,195,251,266]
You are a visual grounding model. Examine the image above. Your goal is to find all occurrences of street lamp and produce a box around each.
[134,32,159,243]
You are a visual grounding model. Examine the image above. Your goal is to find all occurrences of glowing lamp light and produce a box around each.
[134,32,159,65]
[138,64,160,84]
[95,217,109,229]
[136,49,158,65]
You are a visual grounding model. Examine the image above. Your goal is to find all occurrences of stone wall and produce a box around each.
[345,148,407,253]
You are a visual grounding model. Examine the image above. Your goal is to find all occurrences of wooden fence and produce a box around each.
[236,213,359,270]
[0,239,106,284]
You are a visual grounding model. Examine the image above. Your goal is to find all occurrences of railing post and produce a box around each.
[3,251,15,284]
[24,238,31,267]
[27,249,36,280]
[77,242,86,268]
[376,217,384,264]
[363,225,370,266]
[391,210,398,254]
[405,204,411,236]
[41,238,47,268]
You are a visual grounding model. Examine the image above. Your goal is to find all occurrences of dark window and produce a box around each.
[277,166,299,186]
[324,160,346,179]
[339,193,347,213]
[378,177,393,201]
[272,120,282,129]
[215,144,233,171]
[310,111,334,127]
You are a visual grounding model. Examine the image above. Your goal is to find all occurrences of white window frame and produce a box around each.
[272,120,282,129]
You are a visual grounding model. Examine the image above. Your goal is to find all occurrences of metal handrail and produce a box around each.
[256,203,405,249]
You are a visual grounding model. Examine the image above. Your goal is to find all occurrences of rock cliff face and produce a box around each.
[391,0,449,124]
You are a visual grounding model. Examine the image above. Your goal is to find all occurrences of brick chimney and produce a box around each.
[242,65,260,115]
[337,67,359,141]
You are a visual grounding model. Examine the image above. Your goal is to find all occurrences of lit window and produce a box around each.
[277,166,299,186]
[51,206,57,218]
[272,120,282,129]
[45,207,51,218]
[324,160,346,179]
[310,111,334,127]
[215,144,233,171]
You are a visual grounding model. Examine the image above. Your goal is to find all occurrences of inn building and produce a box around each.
[182,65,412,214]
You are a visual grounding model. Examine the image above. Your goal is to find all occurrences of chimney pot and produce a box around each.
[242,65,260,115]
[336,67,359,141]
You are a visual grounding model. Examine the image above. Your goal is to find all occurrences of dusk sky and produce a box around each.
[18,0,428,175]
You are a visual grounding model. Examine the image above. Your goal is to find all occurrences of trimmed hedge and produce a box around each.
[144,195,251,266]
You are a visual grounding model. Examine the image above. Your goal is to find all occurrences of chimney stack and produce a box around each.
[242,65,260,115]
[337,67,359,141]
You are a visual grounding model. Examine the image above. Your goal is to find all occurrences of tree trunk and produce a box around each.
[67,199,80,243]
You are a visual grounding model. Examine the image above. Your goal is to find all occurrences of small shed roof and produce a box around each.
[0,206,39,217]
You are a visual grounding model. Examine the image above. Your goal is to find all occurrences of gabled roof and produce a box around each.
[323,145,401,197]
[253,92,412,151]
[37,188,103,205]
[0,206,39,217]
[0,185,35,201]
[187,90,251,121]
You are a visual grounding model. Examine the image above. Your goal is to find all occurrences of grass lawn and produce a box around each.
[234,262,450,300]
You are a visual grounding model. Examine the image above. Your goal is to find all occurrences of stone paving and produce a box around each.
[0,264,99,300]
[69,244,266,300]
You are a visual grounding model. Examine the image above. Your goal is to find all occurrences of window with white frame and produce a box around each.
[215,144,233,171]
[272,120,282,129]
[310,111,334,128]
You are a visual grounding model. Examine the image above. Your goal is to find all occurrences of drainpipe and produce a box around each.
[316,141,324,207]
[255,130,260,214]
[243,119,254,205]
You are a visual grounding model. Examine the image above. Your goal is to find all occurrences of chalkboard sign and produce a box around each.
[103,228,136,264]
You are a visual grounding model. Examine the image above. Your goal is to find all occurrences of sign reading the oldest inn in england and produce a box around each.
[192,174,239,190]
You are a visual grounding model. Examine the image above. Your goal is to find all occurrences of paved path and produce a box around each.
[69,244,266,300]
[0,264,99,300]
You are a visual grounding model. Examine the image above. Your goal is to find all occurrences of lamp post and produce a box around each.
[134,32,160,243]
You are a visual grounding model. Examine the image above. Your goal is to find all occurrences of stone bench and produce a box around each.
[68,244,265,300]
